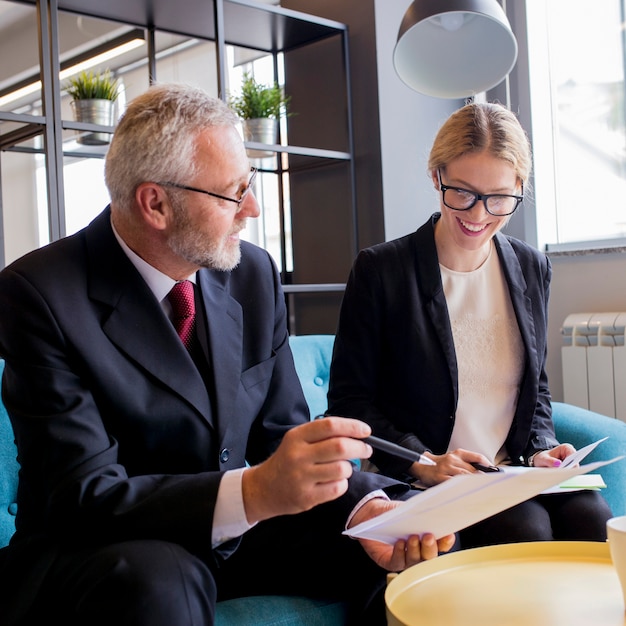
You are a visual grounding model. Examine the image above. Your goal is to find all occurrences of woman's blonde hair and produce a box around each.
[428,102,532,184]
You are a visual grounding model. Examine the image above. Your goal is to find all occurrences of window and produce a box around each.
[526,0,626,250]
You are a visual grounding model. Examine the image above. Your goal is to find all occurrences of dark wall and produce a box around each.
[283,0,385,334]
[285,0,385,250]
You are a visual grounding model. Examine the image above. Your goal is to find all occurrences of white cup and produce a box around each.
[607,515,626,609]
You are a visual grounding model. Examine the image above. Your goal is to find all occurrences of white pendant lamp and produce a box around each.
[393,0,518,99]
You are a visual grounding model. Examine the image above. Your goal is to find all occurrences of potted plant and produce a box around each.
[228,72,291,158]
[64,69,120,145]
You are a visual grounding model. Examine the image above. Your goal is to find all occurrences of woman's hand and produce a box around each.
[530,443,576,467]
[409,448,495,487]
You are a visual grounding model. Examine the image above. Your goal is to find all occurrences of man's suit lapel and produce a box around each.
[84,209,214,426]
[196,269,243,442]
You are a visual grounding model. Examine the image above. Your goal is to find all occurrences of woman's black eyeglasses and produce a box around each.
[437,169,523,217]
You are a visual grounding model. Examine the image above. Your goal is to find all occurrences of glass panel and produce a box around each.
[60,126,109,236]
[58,13,149,125]
[154,32,218,96]
[63,156,109,236]
[0,124,48,265]
[0,1,46,266]
[227,46,292,271]
[57,12,151,234]
[239,169,293,273]
[0,1,41,114]
[551,0,626,244]
[58,21,222,235]
[535,0,626,246]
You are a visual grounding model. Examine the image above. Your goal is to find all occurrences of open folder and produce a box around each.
[344,454,623,544]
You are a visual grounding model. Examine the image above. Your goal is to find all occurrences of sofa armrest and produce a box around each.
[552,401,626,516]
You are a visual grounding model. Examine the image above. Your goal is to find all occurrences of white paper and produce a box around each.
[559,436,608,468]
[344,456,623,544]
[498,465,607,494]
[499,436,610,494]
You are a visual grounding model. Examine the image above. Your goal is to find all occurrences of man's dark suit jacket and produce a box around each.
[0,208,406,615]
[328,213,559,479]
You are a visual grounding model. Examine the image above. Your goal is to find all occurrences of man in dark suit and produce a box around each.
[0,83,453,625]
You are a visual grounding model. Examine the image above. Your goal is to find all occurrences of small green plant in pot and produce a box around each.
[65,69,120,145]
[65,69,120,101]
[228,72,291,158]
[228,72,290,120]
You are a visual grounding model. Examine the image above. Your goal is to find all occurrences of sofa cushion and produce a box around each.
[214,595,348,626]
[288,334,335,419]
[0,360,18,547]
[552,401,626,516]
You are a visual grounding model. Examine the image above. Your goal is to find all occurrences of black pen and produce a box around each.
[470,462,501,473]
[314,415,437,466]
[363,435,437,466]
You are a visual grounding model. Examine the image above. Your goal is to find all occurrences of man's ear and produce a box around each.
[135,182,170,231]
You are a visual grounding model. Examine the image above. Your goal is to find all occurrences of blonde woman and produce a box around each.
[328,102,612,548]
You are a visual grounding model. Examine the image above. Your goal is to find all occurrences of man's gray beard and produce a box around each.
[169,231,241,271]
[167,196,242,271]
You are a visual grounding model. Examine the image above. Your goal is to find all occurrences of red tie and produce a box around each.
[168,280,196,351]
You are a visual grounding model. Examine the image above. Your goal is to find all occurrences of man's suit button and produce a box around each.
[219,448,230,463]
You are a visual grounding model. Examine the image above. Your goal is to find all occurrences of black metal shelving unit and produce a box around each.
[1,0,355,332]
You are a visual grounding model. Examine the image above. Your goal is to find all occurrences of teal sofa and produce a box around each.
[1,335,626,624]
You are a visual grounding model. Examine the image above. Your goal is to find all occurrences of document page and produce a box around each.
[559,437,608,468]
[501,437,610,493]
[344,457,623,544]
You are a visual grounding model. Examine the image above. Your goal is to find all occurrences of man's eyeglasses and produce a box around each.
[158,167,258,207]
[437,169,523,217]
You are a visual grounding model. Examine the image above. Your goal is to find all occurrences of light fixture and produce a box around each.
[0,29,144,108]
[393,0,517,99]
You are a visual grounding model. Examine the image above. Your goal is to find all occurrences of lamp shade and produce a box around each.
[393,0,518,98]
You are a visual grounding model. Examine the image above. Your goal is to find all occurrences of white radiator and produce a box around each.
[561,313,626,422]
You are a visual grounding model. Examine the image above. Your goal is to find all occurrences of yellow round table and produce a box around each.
[386,541,625,626]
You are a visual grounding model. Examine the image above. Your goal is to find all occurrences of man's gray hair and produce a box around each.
[105,83,240,208]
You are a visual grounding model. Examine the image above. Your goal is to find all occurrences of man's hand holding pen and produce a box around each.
[314,413,500,486]
[301,415,455,569]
